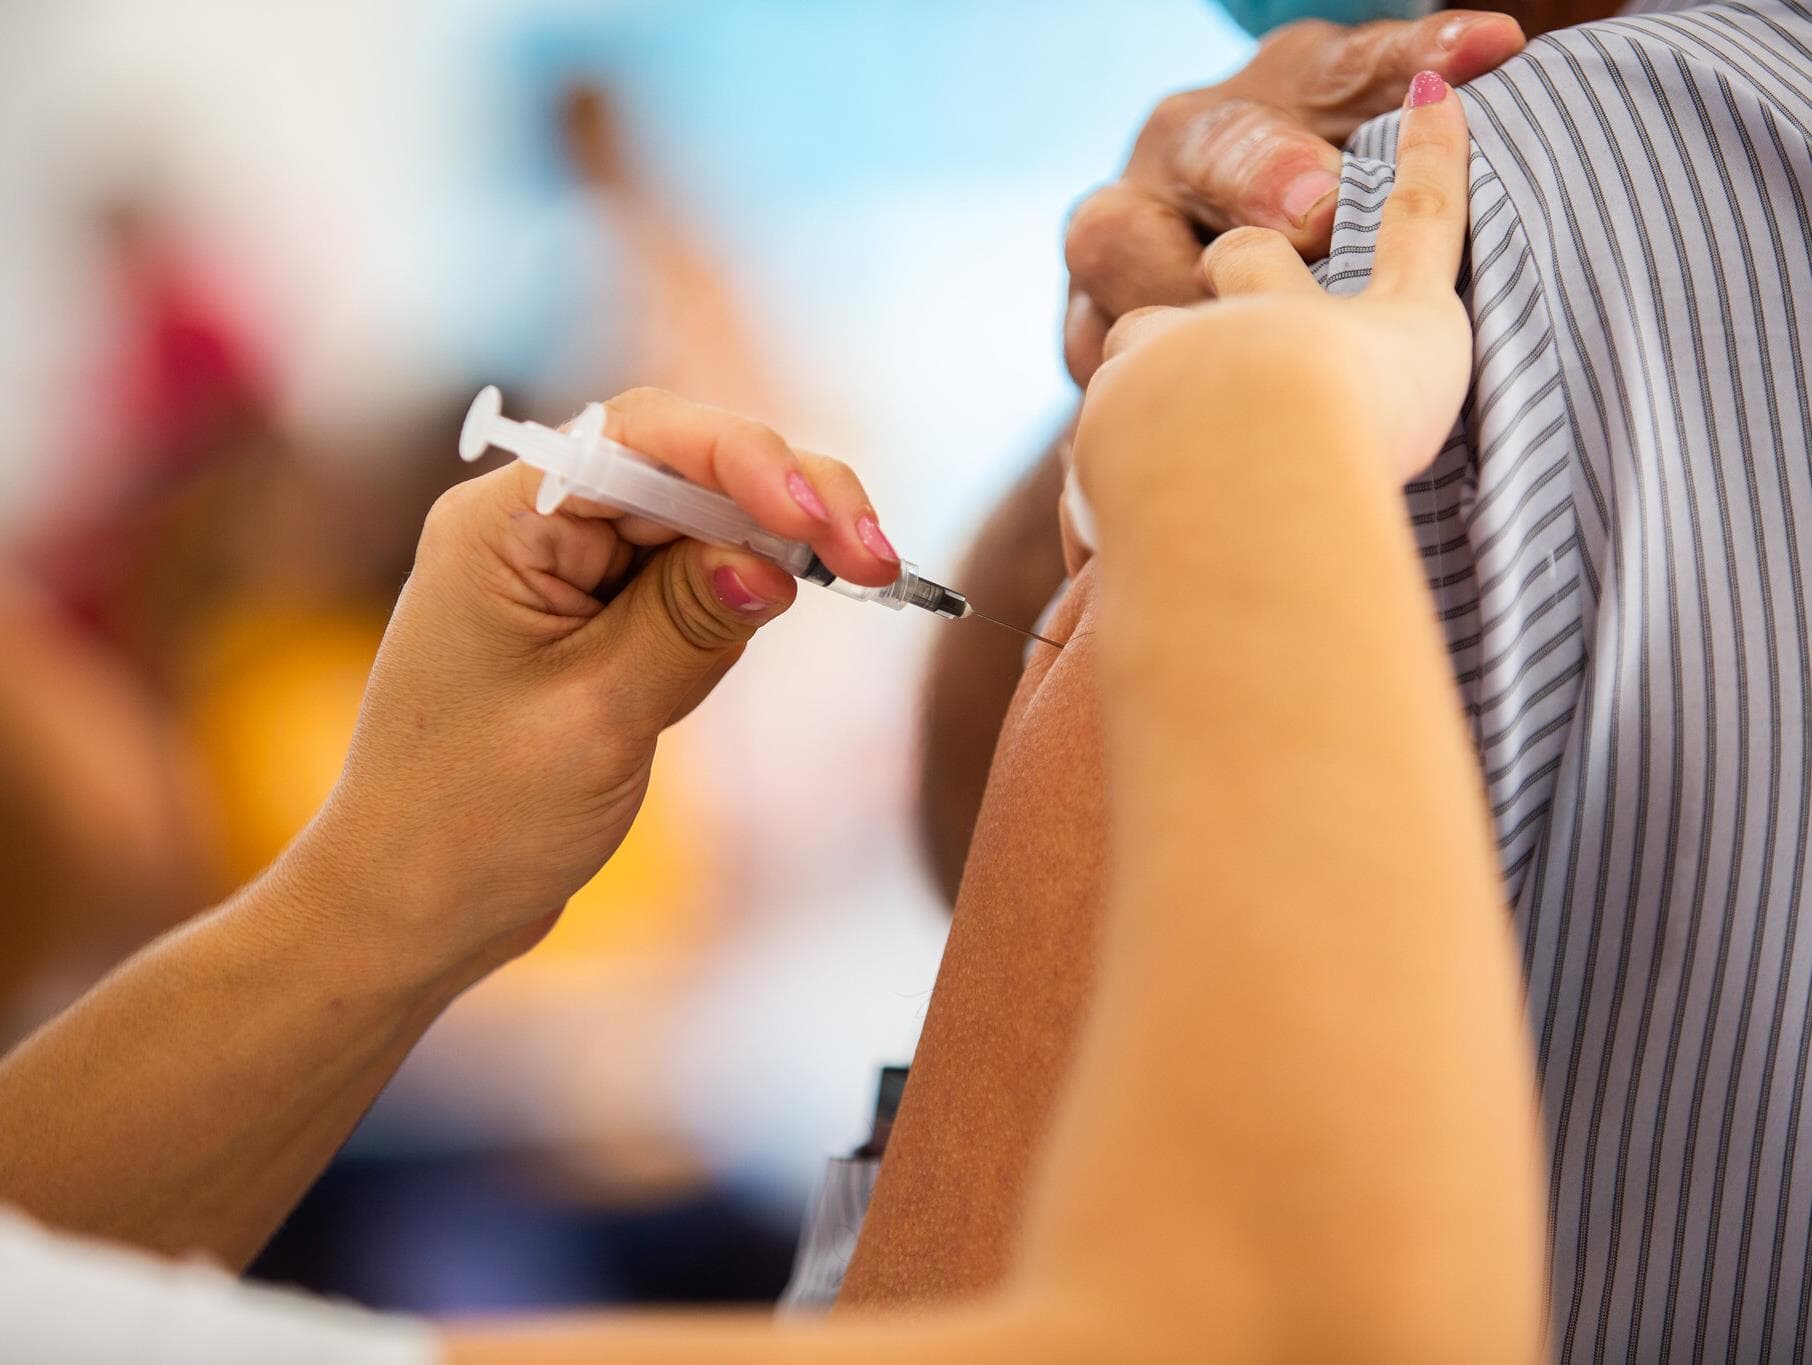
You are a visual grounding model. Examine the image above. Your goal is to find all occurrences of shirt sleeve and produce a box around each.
[0,1205,440,1365]
[777,1155,882,1313]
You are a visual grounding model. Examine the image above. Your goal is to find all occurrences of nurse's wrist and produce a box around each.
[256,808,489,1005]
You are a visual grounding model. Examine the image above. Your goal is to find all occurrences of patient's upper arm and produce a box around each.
[838,565,1108,1306]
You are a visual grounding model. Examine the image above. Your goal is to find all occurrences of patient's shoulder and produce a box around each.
[1008,563,1098,708]
[956,563,1106,913]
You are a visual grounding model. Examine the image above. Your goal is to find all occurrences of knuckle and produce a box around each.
[1064,304,1107,385]
[1174,97,1275,200]
[661,557,748,655]
[718,414,788,470]
[1400,120,1465,162]
[1201,224,1274,275]
[1064,190,1130,279]
[423,484,462,536]
[421,480,476,548]
[1308,25,1388,108]
[727,414,776,448]
[1200,225,1291,293]
[1100,305,1159,359]
[1145,91,1199,140]
[1187,95,1268,155]
[1385,182,1450,221]
[1260,18,1339,54]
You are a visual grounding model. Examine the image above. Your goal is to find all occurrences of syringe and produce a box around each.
[459,386,981,621]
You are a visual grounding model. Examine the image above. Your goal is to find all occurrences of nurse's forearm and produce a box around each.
[0,819,480,1269]
[1014,328,1545,1355]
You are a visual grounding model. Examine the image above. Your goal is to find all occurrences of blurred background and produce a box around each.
[0,0,1247,1314]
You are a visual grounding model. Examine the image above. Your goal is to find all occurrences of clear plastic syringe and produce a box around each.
[459,386,972,619]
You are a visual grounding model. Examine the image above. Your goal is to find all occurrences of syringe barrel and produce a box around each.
[569,435,814,576]
[586,449,963,616]
[823,562,968,617]
[463,388,958,612]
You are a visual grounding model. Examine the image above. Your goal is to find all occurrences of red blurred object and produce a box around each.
[24,196,276,639]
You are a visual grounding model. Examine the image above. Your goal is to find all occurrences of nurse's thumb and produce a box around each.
[591,539,798,729]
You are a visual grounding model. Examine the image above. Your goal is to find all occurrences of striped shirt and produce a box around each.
[1317,2,1812,1358]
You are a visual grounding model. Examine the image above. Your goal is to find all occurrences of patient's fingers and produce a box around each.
[1198,226,1320,298]
[1370,71,1471,298]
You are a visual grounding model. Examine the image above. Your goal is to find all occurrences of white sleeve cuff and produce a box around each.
[0,1205,440,1365]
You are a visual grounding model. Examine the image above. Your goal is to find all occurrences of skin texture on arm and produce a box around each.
[0,836,484,1269]
[915,432,1070,906]
[847,559,1109,1302]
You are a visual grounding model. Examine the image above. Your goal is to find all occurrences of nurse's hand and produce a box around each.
[1062,11,1521,383]
[309,388,901,980]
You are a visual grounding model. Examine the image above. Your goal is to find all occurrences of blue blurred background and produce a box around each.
[0,0,1248,1313]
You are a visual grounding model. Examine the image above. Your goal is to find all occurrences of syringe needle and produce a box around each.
[964,605,1063,650]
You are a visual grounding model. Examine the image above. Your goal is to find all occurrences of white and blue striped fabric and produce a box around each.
[1319,2,1812,1357]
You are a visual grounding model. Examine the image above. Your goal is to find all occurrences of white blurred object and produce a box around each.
[0,1205,434,1365]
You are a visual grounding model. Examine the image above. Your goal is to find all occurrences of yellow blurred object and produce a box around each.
[183,602,376,887]
[181,598,708,962]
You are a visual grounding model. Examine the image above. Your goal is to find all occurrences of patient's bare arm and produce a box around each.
[849,560,1109,1302]
[915,432,1069,906]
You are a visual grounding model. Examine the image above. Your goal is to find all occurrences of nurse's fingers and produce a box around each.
[1063,287,1115,386]
[597,387,899,587]
[796,450,903,585]
[1198,226,1321,299]
[1369,70,1471,298]
[453,462,628,620]
[597,388,823,538]
[1099,305,1198,367]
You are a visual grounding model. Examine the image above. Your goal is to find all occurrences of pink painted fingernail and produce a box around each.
[1408,70,1448,109]
[1280,169,1340,225]
[855,513,899,564]
[712,565,772,614]
[786,470,829,521]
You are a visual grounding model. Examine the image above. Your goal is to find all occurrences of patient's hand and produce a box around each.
[1063,13,1521,382]
[1078,71,1474,492]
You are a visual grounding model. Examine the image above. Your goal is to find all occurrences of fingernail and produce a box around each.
[1408,70,1449,109]
[1280,169,1340,226]
[712,565,772,614]
[855,513,899,564]
[1438,14,1480,48]
[786,470,829,521]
